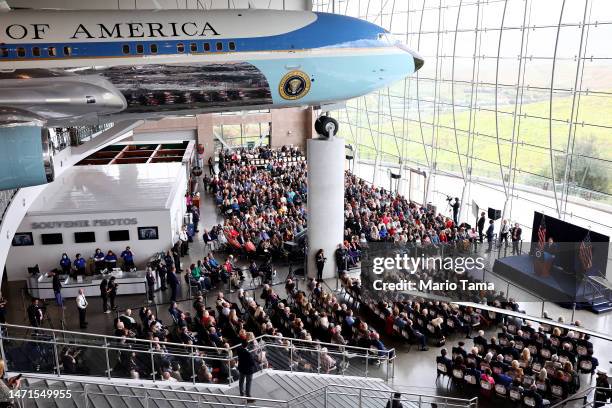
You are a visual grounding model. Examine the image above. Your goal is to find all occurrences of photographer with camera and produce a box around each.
[448,196,460,225]
[315,249,326,282]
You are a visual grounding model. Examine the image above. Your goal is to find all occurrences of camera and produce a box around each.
[445,196,453,202]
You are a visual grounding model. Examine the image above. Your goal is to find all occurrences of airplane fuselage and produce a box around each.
[0,9,422,126]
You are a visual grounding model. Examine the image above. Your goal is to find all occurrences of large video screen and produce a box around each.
[530,212,609,277]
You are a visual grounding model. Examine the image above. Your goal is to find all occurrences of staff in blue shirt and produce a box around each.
[93,248,105,273]
[59,253,71,275]
[121,246,135,271]
[105,250,118,271]
[73,253,86,276]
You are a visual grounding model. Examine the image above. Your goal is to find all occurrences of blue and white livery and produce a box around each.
[0,9,423,126]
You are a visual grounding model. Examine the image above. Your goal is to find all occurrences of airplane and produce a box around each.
[0,8,423,189]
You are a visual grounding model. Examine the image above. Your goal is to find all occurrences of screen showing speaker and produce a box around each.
[530,212,609,277]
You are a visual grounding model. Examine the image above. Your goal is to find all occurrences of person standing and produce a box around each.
[511,222,522,255]
[100,277,109,314]
[486,220,495,252]
[52,271,63,307]
[167,266,180,302]
[158,262,168,291]
[477,212,486,243]
[208,156,215,175]
[172,243,182,272]
[59,253,71,275]
[178,226,189,257]
[73,253,86,277]
[237,340,256,403]
[145,266,156,303]
[121,246,135,271]
[108,276,118,311]
[76,289,88,329]
[27,298,43,327]
[498,219,510,248]
[452,197,460,226]
[315,249,326,282]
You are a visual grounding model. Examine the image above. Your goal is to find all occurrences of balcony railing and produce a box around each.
[0,322,396,385]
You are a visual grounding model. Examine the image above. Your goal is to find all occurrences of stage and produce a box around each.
[492,255,594,305]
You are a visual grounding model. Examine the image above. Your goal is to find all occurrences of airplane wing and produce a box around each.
[0,70,127,127]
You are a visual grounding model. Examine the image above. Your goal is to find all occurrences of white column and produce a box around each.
[307,137,345,280]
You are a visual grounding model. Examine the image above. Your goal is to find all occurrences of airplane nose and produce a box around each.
[395,43,424,72]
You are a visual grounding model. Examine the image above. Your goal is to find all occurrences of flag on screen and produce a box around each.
[537,215,546,250]
[579,232,593,271]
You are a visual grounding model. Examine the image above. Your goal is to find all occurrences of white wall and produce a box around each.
[5,209,172,281]
[0,122,142,282]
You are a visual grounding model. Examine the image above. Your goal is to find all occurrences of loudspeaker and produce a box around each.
[488,208,502,220]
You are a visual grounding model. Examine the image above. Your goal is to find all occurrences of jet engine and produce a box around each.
[0,125,55,190]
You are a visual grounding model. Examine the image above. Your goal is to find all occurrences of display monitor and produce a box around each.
[109,230,130,241]
[138,226,159,240]
[41,233,63,245]
[12,232,34,246]
[74,231,96,243]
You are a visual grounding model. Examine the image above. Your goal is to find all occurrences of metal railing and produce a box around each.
[549,386,611,408]
[15,373,477,408]
[0,322,396,385]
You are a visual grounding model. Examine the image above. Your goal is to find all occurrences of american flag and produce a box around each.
[537,215,546,250]
[579,232,593,271]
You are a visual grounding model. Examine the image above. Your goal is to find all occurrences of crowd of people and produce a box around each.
[436,318,606,406]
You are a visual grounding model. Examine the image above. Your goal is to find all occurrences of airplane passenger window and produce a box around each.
[0,48,8,57]
[48,47,57,56]
[203,42,211,52]
[17,47,25,57]
[190,43,197,52]
[136,44,144,54]
[122,44,130,54]
[229,42,236,51]
[150,44,158,54]
[32,47,41,57]
[177,43,185,53]
[63,46,71,56]
[216,42,223,51]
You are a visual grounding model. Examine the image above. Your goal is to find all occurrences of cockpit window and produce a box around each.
[378,32,404,45]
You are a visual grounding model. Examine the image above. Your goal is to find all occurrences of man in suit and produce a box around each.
[477,211,486,243]
[167,266,180,302]
[511,222,522,255]
[486,220,495,252]
[452,197,460,225]
[27,298,43,327]
[52,271,63,307]
[237,340,256,403]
